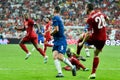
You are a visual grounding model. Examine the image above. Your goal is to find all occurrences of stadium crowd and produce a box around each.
[0,0,120,40]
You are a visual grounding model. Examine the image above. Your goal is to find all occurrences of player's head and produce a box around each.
[23,13,29,21]
[44,17,51,23]
[85,3,94,14]
[54,6,61,14]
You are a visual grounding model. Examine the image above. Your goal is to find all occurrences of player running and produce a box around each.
[15,14,48,63]
[43,17,53,53]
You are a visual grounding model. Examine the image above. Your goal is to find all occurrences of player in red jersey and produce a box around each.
[15,14,48,63]
[77,3,109,79]
[43,17,53,53]
[63,48,89,71]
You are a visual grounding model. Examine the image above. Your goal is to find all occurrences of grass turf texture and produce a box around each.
[0,44,120,80]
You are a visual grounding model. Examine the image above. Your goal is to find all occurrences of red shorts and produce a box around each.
[21,35,38,44]
[87,38,106,50]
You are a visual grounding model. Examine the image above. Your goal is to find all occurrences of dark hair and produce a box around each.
[87,3,93,11]
[55,6,60,13]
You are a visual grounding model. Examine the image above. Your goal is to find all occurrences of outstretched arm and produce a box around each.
[15,25,26,31]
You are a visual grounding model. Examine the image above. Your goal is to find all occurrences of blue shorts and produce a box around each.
[38,37,44,43]
[52,44,67,54]
[84,42,91,46]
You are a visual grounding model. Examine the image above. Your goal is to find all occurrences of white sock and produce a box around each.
[63,58,74,69]
[54,59,62,74]
[85,48,90,56]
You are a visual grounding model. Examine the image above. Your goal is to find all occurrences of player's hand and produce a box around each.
[78,42,84,47]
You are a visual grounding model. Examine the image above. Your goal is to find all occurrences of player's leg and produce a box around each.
[19,37,31,60]
[76,33,84,55]
[84,43,90,57]
[31,37,48,63]
[57,45,76,76]
[58,53,76,76]
[53,50,64,77]
[63,65,71,71]
[88,49,100,79]
[71,57,89,71]
[88,40,105,79]
[44,38,53,53]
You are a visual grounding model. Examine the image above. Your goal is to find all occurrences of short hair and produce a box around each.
[87,3,94,11]
[44,17,50,23]
[55,6,60,13]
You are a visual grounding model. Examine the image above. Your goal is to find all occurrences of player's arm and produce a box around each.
[15,25,26,31]
[51,18,59,36]
[78,24,91,46]
[51,26,59,36]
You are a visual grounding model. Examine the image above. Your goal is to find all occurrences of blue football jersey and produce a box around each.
[52,15,67,54]
[53,16,65,39]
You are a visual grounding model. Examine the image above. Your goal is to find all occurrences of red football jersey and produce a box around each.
[24,19,37,37]
[87,10,107,40]
[44,22,51,38]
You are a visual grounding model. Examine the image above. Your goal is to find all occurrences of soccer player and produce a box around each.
[77,24,94,57]
[51,6,76,78]
[63,48,89,71]
[43,17,53,53]
[36,24,45,45]
[15,14,48,63]
[77,3,108,79]
[31,23,44,51]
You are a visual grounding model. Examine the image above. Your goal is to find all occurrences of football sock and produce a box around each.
[76,45,83,55]
[19,44,29,53]
[54,59,62,74]
[73,58,86,69]
[44,44,47,53]
[91,57,99,74]
[37,48,45,57]
[63,58,74,69]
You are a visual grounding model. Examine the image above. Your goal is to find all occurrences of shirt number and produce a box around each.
[95,15,107,29]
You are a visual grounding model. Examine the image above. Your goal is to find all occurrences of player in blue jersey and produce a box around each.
[51,6,76,78]
[36,25,44,45]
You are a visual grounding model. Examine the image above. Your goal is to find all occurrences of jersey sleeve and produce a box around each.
[87,18,92,31]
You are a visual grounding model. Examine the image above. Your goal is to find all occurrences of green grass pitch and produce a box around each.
[0,44,120,80]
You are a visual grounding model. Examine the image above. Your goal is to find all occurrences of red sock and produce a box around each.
[72,58,85,69]
[37,48,45,57]
[19,44,29,53]
[76,45,83,55]
[76,39,83,55]
[44,44,47,53]
[91,57,99,74]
